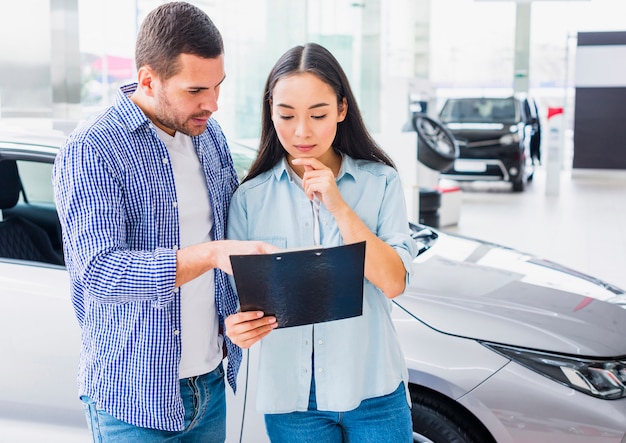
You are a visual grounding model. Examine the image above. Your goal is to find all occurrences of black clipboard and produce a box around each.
[230,241,365,328]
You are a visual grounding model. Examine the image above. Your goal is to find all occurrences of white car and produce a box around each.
[1,126,626,443]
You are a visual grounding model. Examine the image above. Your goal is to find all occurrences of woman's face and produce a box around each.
[270,72,347,167]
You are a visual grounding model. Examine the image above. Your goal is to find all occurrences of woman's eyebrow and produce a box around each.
[275,102,330,109]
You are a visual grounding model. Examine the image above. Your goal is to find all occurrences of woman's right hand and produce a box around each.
[225,311,278,348]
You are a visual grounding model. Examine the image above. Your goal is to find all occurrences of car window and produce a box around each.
[0,158,63,265]
[17,160,55,205]
[440,98,519,123]
[490,99,517,121]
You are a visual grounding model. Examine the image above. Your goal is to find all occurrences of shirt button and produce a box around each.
[173,330,180,336]
[162,158,168,164]
[172,201,178,208]
[318,368,324,373]
[318,340,323,345]
[173,245,179,250]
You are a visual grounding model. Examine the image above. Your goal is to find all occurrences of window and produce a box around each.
[17,161,55,206]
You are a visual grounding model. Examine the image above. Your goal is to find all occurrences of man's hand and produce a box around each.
[176,240,279,287]
[211,240,279,275]
[225,311,278,348]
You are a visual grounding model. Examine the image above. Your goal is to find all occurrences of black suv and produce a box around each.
[438,95,541,192]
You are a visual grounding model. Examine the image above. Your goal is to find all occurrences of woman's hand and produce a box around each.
[225,311,278,349]
[292,157,407,298]
[292,157,347,214]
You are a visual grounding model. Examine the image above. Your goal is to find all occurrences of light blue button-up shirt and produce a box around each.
[227,155,418,413]
[53,83,241,431]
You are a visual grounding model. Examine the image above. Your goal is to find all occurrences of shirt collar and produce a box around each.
[271,153,358,182]
[114,83,152,133]
[339,154,358,181]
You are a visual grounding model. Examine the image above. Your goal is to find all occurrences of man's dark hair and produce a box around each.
[135,1,224,79]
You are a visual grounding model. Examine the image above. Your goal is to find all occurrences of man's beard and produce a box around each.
[153,91,210,137]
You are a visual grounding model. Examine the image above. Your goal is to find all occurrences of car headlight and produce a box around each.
[499,133,520,145]
[482,342,626,399]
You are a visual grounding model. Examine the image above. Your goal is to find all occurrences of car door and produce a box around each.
[0,156,88,439]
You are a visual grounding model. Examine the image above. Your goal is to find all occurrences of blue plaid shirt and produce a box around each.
[53,83,241,431]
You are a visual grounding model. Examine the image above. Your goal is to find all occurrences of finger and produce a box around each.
[292,157,325,170]
[304,187,316,201]
[259,242,280,254]
[227,318,278,348]
[237,327,275,348]
[228,313,277,333]
[225,311,264,327]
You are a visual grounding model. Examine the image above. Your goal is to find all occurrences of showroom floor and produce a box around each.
[439,164,626,291]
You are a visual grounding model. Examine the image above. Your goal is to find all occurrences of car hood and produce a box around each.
[443,122,512,143]
[397,230,626,357]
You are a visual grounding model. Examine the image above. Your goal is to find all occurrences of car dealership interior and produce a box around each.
[2,0,624,287]
[1,1,626,442]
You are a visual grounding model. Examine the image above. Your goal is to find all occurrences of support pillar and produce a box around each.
[513,2,531,93]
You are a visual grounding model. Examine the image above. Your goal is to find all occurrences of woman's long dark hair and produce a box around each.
[243,42,396,183]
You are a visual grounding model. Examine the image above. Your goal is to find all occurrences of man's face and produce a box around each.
[152,53,225,137]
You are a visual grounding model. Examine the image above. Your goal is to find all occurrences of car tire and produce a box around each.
[412,114,459,172]
[411,390,494,443]
[512,177,526,192]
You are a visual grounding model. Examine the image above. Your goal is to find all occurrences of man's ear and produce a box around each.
[338,97,348,122]
[136,66,156,97]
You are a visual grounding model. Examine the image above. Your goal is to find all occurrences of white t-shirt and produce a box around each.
[155,126,222,379]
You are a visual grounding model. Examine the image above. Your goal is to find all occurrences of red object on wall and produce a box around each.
[547,107,563,120]
[91,55,134,80]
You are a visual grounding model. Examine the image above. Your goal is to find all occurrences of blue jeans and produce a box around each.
[80,363,226,443]
[264,379,412,443]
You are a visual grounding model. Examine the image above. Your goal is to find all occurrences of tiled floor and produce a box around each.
[439,165,626,291]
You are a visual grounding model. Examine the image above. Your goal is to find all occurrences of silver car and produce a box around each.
[1,125,626,443]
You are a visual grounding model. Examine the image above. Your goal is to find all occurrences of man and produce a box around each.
[53,2,276,441]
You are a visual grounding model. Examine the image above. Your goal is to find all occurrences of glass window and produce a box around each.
[17,161,55,206]
[77,0,378,139]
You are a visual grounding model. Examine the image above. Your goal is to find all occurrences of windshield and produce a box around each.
[440,97,519,124]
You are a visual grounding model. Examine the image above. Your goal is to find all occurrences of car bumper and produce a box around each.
[461,360,626,443]
[441,139,527,184]
[442,158,511,182]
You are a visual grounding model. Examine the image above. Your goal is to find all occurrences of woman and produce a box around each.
[225,42,417,442]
